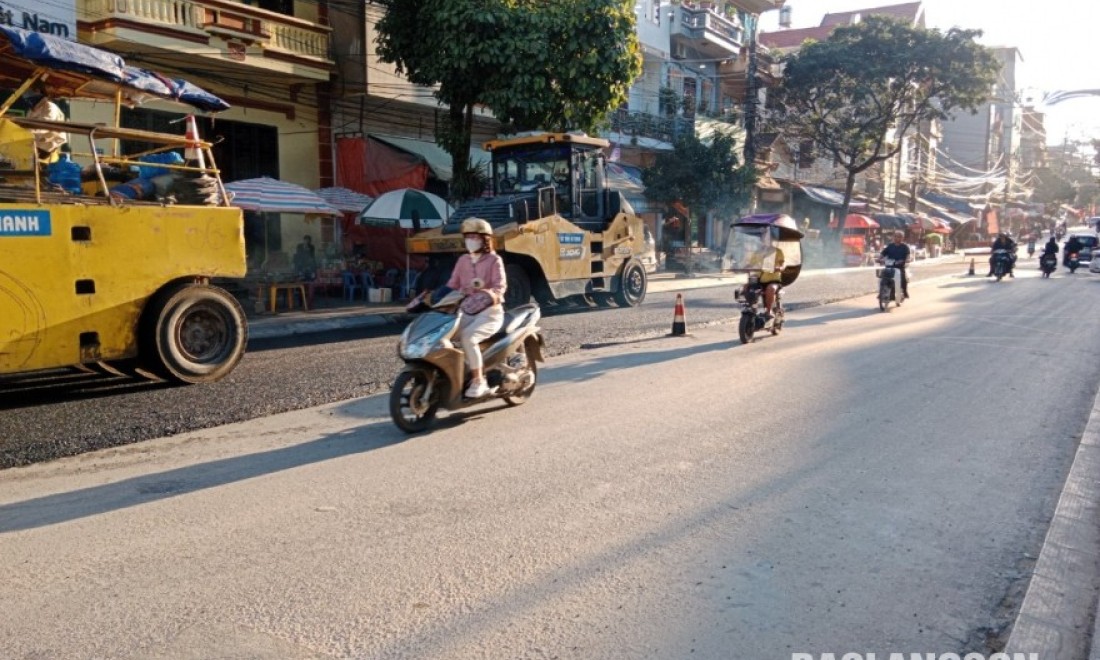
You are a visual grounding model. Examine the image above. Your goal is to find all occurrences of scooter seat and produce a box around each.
[481,304,538,346]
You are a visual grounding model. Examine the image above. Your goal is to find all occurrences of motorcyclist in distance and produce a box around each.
[1065,234,1085,267]
[879,230,911,298]
[987,231,1017,278]
[1042,235,1059,257]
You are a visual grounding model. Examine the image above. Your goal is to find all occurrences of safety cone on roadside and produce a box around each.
[669,293,689,336]
[183,114,206,169]
[967,258,975,276]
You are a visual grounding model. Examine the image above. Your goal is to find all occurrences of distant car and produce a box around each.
[638,227,658,273]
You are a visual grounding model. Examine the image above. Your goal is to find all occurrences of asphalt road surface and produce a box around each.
[0,260,969,469]
[2,264,1098,658]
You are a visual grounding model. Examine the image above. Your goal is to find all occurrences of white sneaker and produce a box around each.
[465,379,490,399]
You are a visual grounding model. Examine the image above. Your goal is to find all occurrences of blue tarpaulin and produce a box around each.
[0,25,125,81]
[1,25,229,113]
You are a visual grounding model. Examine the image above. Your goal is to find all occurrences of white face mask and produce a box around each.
[465,238,482,253]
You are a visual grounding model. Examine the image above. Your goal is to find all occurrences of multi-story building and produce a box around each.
[939,46,1024,215]
[327,2,498,201]
[613,0,784,248]
[1019,107,1047,172]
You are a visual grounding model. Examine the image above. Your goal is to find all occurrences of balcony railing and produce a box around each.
[675,6,743,53]
[610,109,695,144]
[83,0,331,62]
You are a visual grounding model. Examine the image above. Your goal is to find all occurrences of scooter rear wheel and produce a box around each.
[503,344,538,407]
[390,367,441,433]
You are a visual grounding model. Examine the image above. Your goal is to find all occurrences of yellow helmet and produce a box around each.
[460,218,493,236]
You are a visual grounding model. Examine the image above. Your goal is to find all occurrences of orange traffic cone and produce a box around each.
[967,258,975,276]
[669,293,689,336]
[183,114,206,169]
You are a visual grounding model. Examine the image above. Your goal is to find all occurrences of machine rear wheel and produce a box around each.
[615,260,647,307]
[738,314,755,344]
[390,367,441,433]
[144,284,247,384]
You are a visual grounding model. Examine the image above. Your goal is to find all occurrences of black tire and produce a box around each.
[878,282,889,312]
[389,367,441,433]
[503,343,538,406]
[738,313,755,345]
[504,264,532,309]
[144,284,247,384]
[615,260,647,307]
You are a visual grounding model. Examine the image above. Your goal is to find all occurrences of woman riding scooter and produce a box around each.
[446,218,507,399]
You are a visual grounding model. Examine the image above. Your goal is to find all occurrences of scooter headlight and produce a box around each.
[402,323,453,359]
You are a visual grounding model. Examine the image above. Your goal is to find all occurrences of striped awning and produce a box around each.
[225,177,340,215]
[313,187,374,213]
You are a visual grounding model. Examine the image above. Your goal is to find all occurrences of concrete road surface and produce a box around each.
[2,269,1098,659]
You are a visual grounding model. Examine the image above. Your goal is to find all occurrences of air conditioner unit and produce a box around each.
[673,43,687,60]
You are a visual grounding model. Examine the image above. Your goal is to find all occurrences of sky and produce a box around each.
[758,0,1100,146]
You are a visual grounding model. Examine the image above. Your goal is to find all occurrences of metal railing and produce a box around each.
[609,110,695,144]
[676,6,744,49]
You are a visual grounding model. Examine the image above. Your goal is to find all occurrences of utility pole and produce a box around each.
[742,12,759,215]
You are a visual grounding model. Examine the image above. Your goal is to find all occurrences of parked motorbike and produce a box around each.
[991,248,1013,281]
[1040,253,1058,278]
[390,290,544,433]
[736,273,784,344]
[876,257,905,311]
[1066,252,1080,274]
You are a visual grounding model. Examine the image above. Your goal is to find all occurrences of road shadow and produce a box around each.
[787,305,882,327]
[546,337,733,385]
[0,418,407,533]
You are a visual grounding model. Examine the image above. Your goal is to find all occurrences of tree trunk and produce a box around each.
[444,101,477,202]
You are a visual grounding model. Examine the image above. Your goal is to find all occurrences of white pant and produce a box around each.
[457,306,504,371]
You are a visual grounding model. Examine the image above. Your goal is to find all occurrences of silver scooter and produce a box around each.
[390,291,544,433]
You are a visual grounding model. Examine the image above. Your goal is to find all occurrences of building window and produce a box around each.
[652,0,661,24]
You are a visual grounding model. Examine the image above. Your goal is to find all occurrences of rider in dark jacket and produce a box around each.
[987,232,1017,277]
[1065,235,1084,266]
[880,230,911,298]
[1043,236,1059,255]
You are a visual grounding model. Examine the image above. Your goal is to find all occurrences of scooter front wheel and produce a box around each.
[390,367,442,433]
[738,313,755,345]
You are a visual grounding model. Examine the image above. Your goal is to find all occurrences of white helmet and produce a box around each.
[460,218,493,236]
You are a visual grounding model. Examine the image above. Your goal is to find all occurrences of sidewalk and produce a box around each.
[247,255,964,341]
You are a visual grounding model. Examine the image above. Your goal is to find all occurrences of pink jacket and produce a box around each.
[446,252,507,305]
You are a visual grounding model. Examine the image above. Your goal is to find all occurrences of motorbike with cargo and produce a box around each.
[724,214,804,345]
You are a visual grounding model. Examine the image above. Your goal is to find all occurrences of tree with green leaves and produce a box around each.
[642,131,755,272]
[769,16,999,226]
[375,0,641,201]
